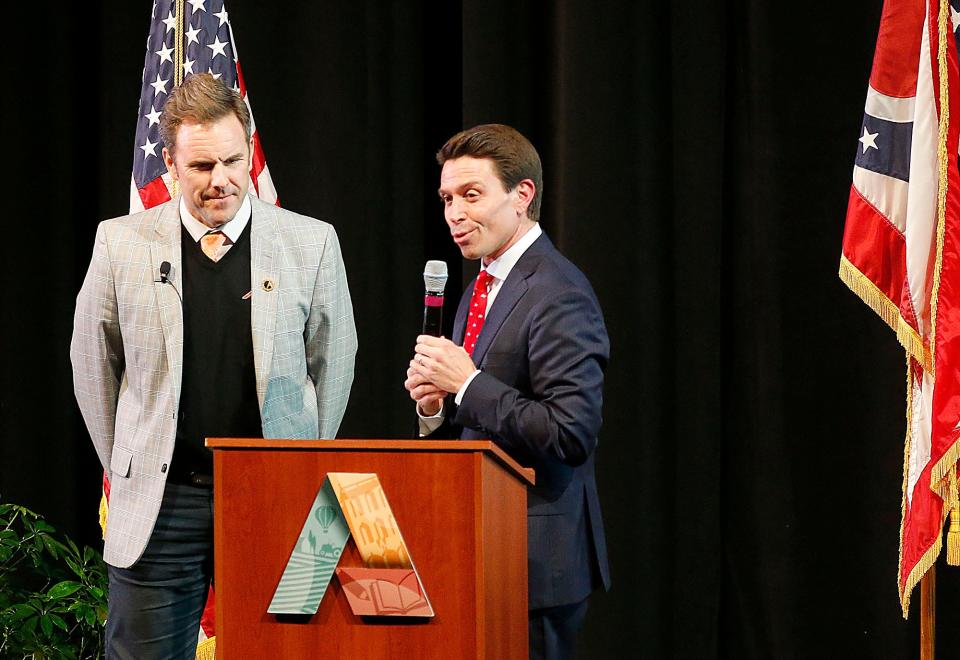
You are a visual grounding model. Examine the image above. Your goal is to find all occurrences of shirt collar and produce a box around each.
[482,223,542,282]
[179,194,252,243]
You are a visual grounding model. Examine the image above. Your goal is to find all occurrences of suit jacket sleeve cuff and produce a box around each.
[454,369,483,406]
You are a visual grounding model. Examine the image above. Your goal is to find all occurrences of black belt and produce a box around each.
[188,472,213,488]
[169,472,214,488]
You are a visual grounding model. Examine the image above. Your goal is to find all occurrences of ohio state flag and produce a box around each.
[840,0,960,616]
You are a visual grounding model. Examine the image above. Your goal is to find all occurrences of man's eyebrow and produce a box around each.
[186,152,245,167]
[438,180,484,195]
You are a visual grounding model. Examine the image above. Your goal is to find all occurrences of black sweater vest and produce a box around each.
[170,223,263,482]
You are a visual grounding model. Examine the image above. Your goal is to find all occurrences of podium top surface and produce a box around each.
[206,438,535,486]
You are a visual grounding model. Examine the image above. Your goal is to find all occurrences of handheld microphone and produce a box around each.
[422,260,448,336]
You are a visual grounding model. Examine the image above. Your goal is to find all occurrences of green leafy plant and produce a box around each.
[0,502,107,659]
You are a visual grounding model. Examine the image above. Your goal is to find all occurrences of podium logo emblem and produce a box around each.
[269,473,434,617]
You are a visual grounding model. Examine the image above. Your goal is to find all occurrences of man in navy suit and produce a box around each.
[404,124,610,660]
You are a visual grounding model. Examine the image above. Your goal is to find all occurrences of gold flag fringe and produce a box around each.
[948,468,960,565]
[929,0,951,372]
[839,257,931,371]
[931,439,960,499]
[897,353,948,617]
[900,512,947,618]
[899,373,947,617]
[195,636,215,660]
[949,509,960,565]
[98,491,108,539]
[900,352,917,617]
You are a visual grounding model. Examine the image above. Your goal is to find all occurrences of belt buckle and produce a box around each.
[188,472,214,488]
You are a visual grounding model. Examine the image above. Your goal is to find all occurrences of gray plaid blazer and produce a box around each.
[70,195,358,568]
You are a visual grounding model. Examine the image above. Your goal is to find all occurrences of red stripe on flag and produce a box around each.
[200,587,216,637]
[251,134,267,192]
[236,61,248,99]
[137,177,171,209]
[842,184,908,305]
[900,459,944,592]
[869,0,924,98]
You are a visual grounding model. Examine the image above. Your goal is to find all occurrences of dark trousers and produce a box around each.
[529,598,590,660]
[105,482,214,660]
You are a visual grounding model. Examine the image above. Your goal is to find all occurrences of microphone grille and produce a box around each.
[423,260,448,293]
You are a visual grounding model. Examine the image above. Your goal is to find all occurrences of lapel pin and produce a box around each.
[241,290,253,300]
[262,278,275,292]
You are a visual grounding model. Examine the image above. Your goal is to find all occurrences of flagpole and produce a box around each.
[921,567,935,660]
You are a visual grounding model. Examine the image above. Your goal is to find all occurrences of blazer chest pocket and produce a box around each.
[110,447,133,479]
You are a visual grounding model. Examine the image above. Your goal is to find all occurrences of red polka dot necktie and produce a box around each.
[463,270,495,356]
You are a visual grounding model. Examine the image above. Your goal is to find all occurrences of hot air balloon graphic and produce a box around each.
[315,505,338,533]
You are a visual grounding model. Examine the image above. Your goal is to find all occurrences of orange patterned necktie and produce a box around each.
[200,230,229,262]
[463,270,495,356]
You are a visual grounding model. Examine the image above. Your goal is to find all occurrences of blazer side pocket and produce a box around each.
[110,447,133,479]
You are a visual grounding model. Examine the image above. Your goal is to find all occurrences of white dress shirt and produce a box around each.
[179,194,252,250]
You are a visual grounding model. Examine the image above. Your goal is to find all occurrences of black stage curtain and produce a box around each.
[5,1,958,657]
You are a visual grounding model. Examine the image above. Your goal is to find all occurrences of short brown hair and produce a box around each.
[159,73,251,155]
[437,124,544,222]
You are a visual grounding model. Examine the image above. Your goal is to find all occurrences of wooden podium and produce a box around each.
[207,439,535,659]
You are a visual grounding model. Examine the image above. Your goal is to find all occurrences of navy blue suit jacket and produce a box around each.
[441,232,611,610]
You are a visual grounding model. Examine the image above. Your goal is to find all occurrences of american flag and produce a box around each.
[130,0,278,213]
[840,0,960,616]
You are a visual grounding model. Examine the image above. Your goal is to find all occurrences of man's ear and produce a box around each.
[515,179,536,217]
[162,146,178,181]
[248,136,255,173]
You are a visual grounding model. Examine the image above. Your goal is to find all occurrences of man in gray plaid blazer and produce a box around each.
[70,74,357,658]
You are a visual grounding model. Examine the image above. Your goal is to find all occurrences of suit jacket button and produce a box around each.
[161,464,168,473]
